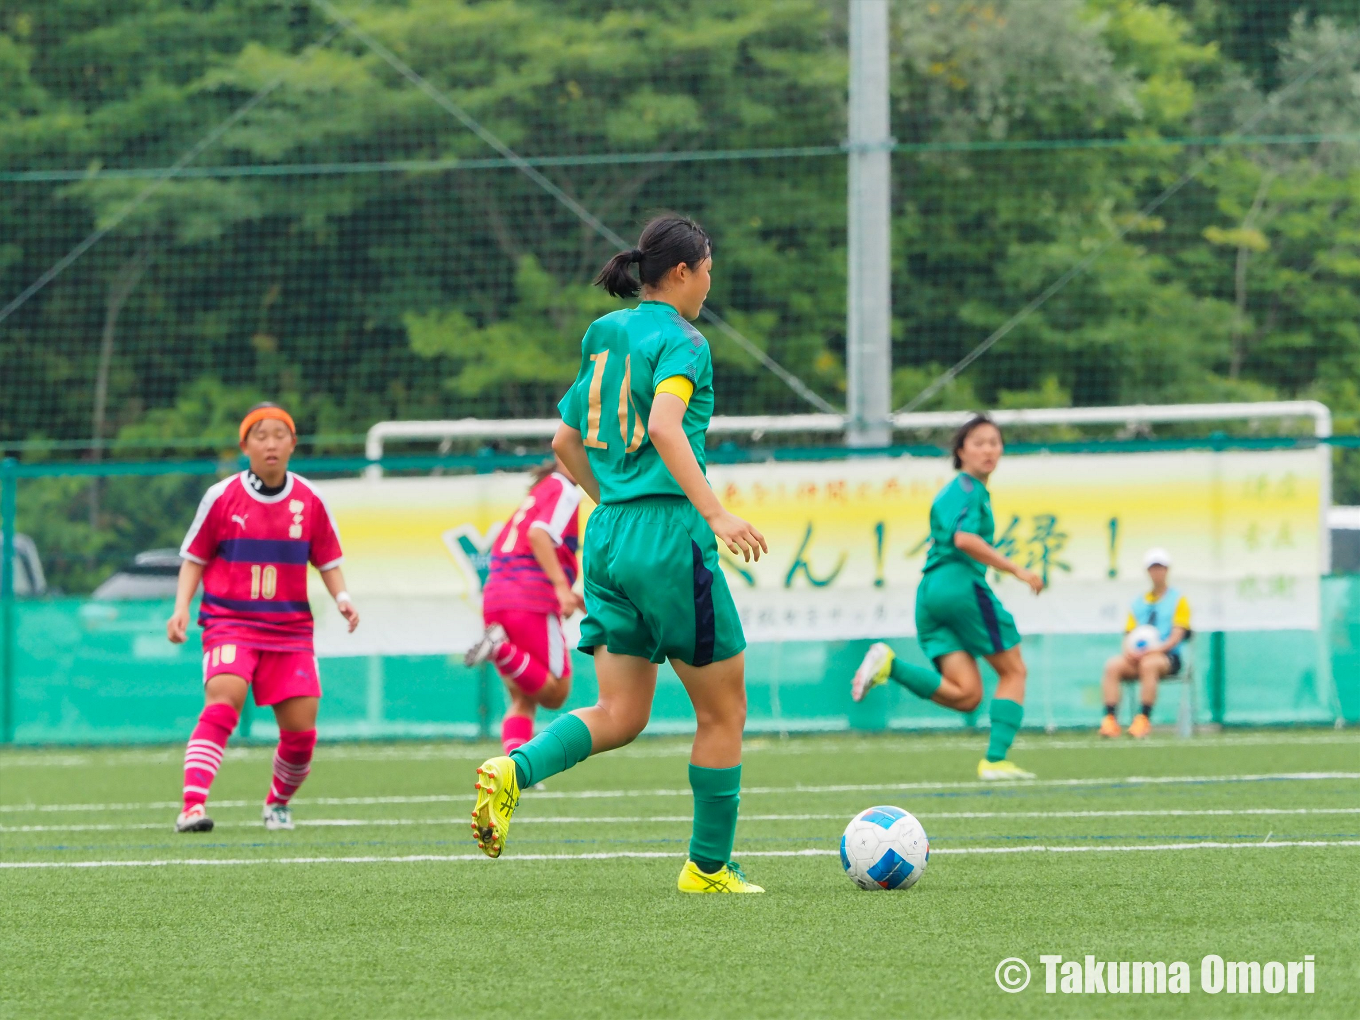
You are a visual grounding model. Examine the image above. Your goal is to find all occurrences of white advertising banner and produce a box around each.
[310,448,1323,655]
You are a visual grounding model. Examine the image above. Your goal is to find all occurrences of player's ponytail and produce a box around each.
[594,214,711,299]
[950,414,1002,470]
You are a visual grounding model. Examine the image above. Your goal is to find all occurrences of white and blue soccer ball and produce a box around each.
[1123,624,1162,656]
[840,805,929,891]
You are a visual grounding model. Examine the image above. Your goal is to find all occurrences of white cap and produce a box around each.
[1144,547,1172,569]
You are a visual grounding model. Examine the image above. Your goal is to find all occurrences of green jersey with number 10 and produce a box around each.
[557,300,715,504]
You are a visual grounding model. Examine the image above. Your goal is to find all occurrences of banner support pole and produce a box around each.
[1,458,17,744]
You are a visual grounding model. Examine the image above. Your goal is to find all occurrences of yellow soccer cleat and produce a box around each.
[471,756,520,858]
[851,642,895,702]
[677,859,765,894]
[977,758,1036,781]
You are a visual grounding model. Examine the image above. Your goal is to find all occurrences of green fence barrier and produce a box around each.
[4,578,1355,745]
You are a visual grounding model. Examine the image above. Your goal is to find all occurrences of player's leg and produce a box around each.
[976,645,1034,778]
[471,506,652,857]
[852,572,950,702]
[177,645,254,833]
[474,610,572,709]
[929,651,984,711]
[501,686,537,756]
[510,648,654,794]
[1100,654,1138,736]
[509,647,654,789]
[672,652,761,893]
[1129,651,1169,738]
[260,695,319,830]
[472,649,655,857]
[254,652,323,830]
[650,505,761,893]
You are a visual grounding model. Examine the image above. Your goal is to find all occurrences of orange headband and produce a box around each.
[238,407,296,444]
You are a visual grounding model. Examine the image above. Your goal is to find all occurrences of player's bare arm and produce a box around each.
[648,393,766,563]
[166,558,205,644]
[551,423,601,505]
[528,525,583,616]
[320,564,359,632]
[953,532,1044,594]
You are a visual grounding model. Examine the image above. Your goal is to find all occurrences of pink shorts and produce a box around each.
[202,642,321,706]
[484,608,572,680]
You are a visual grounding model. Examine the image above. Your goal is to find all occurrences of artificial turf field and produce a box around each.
[2,729,1358,1019]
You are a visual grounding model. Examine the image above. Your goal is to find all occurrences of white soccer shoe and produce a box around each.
[174,804,214,833]
[463,623,508,667]
[851,642,896,702]
[263,803,295,831]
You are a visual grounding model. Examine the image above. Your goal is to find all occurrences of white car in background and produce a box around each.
[91,548,181,600]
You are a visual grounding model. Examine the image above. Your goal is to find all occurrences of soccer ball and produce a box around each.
[840,806,929,891]
[1123,624,1161,656]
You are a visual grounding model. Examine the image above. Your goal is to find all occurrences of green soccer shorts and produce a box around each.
[579,496,746,667]
[915,563,1021,664]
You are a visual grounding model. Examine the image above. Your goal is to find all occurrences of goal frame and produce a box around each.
[364,400,1333,570]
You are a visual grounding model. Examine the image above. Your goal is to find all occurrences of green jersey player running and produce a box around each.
[851,415,1044,780]
[471,214,769,893]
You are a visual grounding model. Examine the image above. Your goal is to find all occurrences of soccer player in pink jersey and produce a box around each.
[464,457,584,758]
[166,403,359,833]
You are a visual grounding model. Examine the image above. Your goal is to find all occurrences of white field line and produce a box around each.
[6,805,1360,836]
[4,839,1360,870]
[3,730,1358,768]
[4,771,1358,816]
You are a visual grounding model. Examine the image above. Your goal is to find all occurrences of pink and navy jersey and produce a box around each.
[180,472,343,653]
[481,472,581,616]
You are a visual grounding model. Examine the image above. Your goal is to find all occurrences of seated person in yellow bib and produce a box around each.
[1099,547,1191,739]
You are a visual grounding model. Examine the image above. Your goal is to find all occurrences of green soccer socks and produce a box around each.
[688,763,741,874]
[509,712,593,788]
[889,659,944,700]
[986,698,1024,762]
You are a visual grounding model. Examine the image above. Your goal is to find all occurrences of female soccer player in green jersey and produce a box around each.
[850,415,1045,780]
[471,214,769,893]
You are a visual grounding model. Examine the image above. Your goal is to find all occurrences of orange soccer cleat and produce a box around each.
[1128,713,1152,739]
[1098,714,1121,738]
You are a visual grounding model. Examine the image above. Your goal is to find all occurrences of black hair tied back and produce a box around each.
[594,214,711,299]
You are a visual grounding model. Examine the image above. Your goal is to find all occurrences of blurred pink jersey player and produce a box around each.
[167,403,358,835]
[465,460,583,757]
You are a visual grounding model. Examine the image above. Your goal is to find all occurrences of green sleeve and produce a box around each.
[557,329,594,430]
[557,383,581,431]
[952,483,986,537]
[652,317,711,391]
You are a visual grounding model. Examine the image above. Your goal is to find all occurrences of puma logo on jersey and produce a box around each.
[231,514,249,529]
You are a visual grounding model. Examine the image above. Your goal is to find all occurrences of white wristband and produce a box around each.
[335,591,352,605]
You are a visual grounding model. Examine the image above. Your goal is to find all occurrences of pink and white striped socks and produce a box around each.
[182,710,317,811]
[492,639,548,694]
[182,703,239,811]
[266,728,317,805]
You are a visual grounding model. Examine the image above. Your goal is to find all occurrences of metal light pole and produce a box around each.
[846,0,893,447]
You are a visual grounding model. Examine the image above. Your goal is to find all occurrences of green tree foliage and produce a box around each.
[2,1,1359,591]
